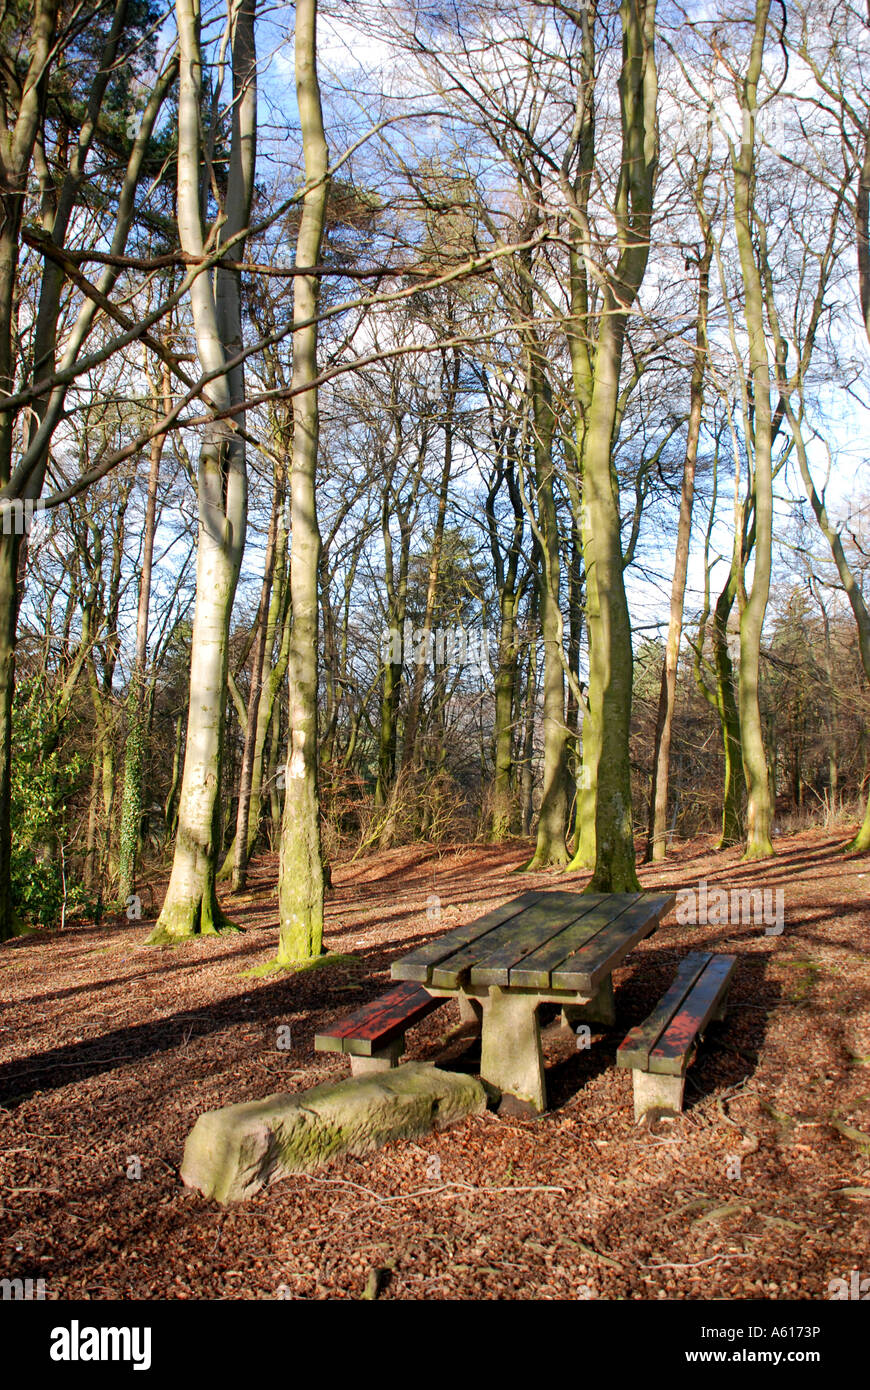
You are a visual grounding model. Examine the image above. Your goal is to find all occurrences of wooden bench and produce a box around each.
[314,981,449,1076]
[616,951,737,1121]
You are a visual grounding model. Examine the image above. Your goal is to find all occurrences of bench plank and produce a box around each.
[550,893,676,994]
[649,954,737,1076]
[391,891,543,983]
[616,951,712,1070]
[507,894,642,989]
[314,981,446,1057]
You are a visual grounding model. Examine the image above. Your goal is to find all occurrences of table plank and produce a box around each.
[430,892,590,989]
[507,893,641,988]
[616,951,712,1070]
[550,893,676,994]
[459,892,600,988]
[649,953,737,1076]
[390,890,543,983]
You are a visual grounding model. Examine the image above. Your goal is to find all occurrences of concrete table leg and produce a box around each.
[457,993,483,1029]
[561,974,615,1031]
[479,987,546,1114]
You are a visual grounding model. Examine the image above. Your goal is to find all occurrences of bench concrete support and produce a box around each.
[348,1038,404,1076]
[632,1069,686,1123]
[561,974,615,1030]
[479,986,545,1114]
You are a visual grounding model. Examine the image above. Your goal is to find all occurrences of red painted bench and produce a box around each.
[314,981,449,1075]
[616,951,737,1121]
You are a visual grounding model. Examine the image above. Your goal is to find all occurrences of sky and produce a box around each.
[128,0,870,677]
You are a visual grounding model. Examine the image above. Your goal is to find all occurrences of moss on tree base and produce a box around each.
[240,951,360,979]
[144,893,240,946]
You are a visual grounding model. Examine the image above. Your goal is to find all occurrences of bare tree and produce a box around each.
[277,0,329,964]
[147,0,257,942]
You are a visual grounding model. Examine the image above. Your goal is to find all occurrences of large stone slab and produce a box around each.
[181,1062,487,1203]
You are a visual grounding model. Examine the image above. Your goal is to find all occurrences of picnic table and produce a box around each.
[391,888,675,1113]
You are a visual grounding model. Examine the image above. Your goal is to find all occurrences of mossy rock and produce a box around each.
[181,1062,486,1204]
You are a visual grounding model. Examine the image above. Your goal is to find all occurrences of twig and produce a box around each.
[575,1241,624,1270]
[297,1175,567,1204]
[640,1253,755,1269]
[0,1185,62,1195]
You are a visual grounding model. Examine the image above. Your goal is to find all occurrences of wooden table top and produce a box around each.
[391,889,676,997]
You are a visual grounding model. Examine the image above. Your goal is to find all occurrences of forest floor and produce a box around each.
[0,826,869,1301]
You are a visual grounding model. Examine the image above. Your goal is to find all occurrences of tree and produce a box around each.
[116,358,172,908]
[728,0,777,860]
[0,0,175,939]
[646,129,713,862]
[147,0,257,942]
[564,0,659,891]
[276,0,329,965]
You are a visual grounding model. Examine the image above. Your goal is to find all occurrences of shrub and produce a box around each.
[10,678,85,928]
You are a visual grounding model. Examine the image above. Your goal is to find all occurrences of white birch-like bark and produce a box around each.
[148,0,257,942]
[277,0,329,964]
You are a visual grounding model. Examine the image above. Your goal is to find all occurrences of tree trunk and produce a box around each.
[243,502,291,858]
[266,699,282,847]
[525,344,568,869]
[519,603,538,839]
[0,540,18,937]
[147,0,257,942]
[564,0,658,891]
[374,510,409,815]
[568,499,599,871]
[646,238,711,861]
[0,0,61,940]
[164,716,183,842]
[582,318,640,891]
[733,0,775,860]
[402,345,459,776]
[713,589,747,847]
[693,498,747,849]
[116,366,167,908]
[230,488,279,891]
[491,588,519,840]
[564,514,583,842]
[277,0,329,964]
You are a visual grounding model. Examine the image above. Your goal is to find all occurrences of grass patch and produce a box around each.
[782,956,821,1003]
[831,1116,870,1155]
[761,1101,796,1132]
[240,951,362,980]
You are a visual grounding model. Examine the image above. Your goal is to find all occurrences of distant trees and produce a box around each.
[3,0,870,943]
[0,0,175,939]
